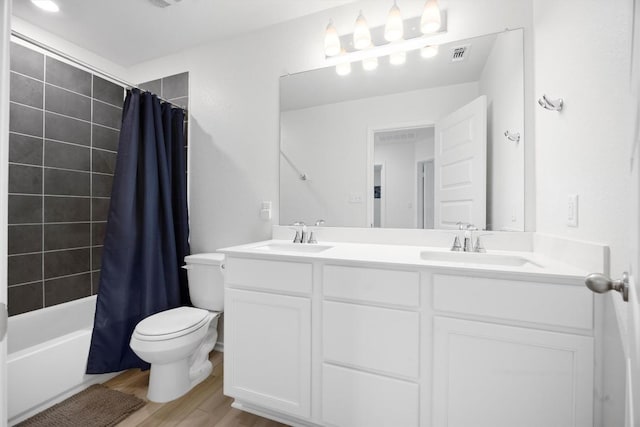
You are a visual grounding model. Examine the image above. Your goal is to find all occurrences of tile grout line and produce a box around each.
[10,100,122,132]
[10,69,126,109]
[90,73,94,295]
[8,162,115,177]
[10,130,120,154]
[9,244,103,257]
[41,55,46,309]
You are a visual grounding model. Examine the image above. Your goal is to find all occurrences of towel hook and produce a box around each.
[504,130,520,143]
[538,94,563,111]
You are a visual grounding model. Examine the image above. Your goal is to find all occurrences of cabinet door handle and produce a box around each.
[585,272,629,302]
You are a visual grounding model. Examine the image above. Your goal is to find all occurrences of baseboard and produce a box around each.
[214,341,224,352]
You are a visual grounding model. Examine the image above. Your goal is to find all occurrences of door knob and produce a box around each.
[585,272,629,302]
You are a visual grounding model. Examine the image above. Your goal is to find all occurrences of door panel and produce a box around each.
[434,96,487,229]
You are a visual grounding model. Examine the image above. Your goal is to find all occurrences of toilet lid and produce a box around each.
[135,307,210,338]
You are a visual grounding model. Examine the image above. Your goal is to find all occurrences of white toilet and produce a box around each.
[129,253,224,402]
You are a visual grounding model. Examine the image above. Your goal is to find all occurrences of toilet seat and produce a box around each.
[133,307,214,342]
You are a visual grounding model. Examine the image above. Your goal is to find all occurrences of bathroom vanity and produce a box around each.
[219,235,601,427]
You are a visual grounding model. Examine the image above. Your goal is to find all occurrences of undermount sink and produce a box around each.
[253,242,334,253]
[419,250,539,267]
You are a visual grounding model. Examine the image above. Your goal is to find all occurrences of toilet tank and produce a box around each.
[184,253,225,311]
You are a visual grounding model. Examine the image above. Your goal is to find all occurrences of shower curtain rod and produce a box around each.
[10,30,184,108]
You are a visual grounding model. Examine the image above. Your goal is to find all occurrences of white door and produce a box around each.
[434,96,487,229]
[622,2,640,424]
[0,1,11,425]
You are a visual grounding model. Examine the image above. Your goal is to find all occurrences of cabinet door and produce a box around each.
[224,288,311,419]
[433,317,593,427]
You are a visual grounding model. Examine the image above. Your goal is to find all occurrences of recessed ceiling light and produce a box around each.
[31,0,60,13]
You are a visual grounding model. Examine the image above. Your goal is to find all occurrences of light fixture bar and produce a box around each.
[324,14,447,66]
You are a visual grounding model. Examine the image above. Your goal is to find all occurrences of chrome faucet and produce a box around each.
[308,219,325,244]
[291,221,306,243]
[452,222,481,252]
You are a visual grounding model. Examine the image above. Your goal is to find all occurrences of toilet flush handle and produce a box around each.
[181,264,225,274]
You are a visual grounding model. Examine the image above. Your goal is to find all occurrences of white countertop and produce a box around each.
[218,239,591,284]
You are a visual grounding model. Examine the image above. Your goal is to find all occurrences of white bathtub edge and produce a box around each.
[8,371,121,426]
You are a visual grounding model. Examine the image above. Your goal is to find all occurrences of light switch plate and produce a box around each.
[567,194,578,227]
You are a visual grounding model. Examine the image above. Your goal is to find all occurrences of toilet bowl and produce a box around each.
[129,253,225,402]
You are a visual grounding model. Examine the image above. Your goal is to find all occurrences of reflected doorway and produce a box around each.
[417,160,434,229]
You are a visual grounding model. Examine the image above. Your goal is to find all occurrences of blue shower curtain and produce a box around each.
[86,89,190,374]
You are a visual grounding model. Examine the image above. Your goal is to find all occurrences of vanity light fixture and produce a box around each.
[324,20,341,57]
[336,50,352,76]
[324,1,446,70]
[421,0,442,34]
[363,55,379,71]
[31,0,60,12]
[421,45,439,58]
[353,11,372,50]
[390,50,407,65]
[384,1,404,42]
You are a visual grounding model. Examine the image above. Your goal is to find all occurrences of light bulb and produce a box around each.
[384,1,403,42]
[31,0,59,12]
[389,51,406,66]
[336,49,352,76]
[336,61,352,76]
[421,45,439,58]
[324,20,341,57]
[353,10,371,50]
[363,55,379,71]
[421,0,441,34]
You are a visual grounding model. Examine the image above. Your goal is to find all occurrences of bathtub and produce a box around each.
[7,296,120,425]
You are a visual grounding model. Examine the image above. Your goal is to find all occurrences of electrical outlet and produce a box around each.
[567,194,578,227]
[349,193,364,204]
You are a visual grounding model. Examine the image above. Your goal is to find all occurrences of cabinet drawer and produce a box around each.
[322,364,419,427]
[433,274,593,329]
[225,257,312,294]
[323,265,419,307]
[323,301,419,378]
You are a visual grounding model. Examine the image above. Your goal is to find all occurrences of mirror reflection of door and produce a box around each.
[373,164,383,228]
[372,126,435,229]
[434,95,487,229]
[417,160,434,229]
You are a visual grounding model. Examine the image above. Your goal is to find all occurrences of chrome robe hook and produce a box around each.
[538,94,563,111]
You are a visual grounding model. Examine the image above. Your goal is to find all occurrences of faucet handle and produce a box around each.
[450,235,462,251]
[314,219,325,227]
[290,221,306,243]
[473,233,492,253]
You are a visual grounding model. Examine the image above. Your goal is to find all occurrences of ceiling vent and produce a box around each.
[450,44,470,62]
[149,0,183,8]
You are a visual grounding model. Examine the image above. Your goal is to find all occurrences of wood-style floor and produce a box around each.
[105,351,288,426]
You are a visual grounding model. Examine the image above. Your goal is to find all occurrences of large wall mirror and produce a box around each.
[280,29,524,231]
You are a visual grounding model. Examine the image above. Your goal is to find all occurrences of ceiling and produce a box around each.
[12,0,356,66]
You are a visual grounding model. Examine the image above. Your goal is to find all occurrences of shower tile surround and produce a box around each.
[7,42,189,316]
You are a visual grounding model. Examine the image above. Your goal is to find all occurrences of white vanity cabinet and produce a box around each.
[223,257,313,420]
[221,250,597,427]
[321,265,421,427]
[431,273,595,427]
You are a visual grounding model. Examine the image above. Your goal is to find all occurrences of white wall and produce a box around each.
[126,0,535,250]
[479,30,525,231]
[280,82,478,227]
[533,0,635,424]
